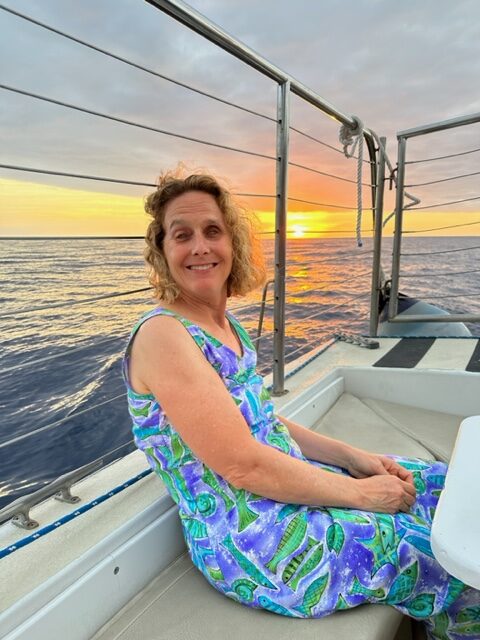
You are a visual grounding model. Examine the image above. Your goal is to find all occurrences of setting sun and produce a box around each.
[290,224,306,238]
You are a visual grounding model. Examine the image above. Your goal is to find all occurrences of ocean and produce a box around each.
[1,235,479,509]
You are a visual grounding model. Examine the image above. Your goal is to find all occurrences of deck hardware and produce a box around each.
[334,332,379,349]
[388,167,397,190]
[55,485,81,504]
[0,459,102,529]
[12,511,39,530]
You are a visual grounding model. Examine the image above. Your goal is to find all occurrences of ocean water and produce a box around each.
[1,236,479,509]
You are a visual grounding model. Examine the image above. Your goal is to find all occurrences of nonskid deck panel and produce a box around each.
[372,337,480,370]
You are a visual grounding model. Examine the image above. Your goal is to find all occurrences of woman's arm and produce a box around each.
[277,414,356,467]
[278,414,415,487]
[130,317,415,514]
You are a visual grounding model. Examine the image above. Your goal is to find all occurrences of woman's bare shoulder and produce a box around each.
[134,313,188,344]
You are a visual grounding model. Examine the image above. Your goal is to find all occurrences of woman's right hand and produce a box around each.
[357,474,417,514]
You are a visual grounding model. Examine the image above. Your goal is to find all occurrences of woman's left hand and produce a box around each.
[346,450,415,489]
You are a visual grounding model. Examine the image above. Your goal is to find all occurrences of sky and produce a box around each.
[1,0,479,237]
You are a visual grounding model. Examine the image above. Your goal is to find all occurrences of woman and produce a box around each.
[123,170,479,638]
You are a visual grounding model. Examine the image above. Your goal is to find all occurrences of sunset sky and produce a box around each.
[1,0,479,237]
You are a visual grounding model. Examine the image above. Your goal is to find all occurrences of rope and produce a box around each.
[339,116,364,246]
[333,331,379,349]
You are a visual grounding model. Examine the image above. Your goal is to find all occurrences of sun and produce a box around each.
[290,224,306,238]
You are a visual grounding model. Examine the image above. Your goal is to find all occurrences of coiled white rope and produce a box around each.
[339,116,364,246]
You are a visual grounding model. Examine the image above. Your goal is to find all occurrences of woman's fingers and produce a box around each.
[381,457,415,484]
[398,467,415,484]
[403,479,417,498]
[359,475,417,513]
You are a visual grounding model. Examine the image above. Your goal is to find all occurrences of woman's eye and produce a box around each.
[207,227,221,236]
[174,232,189,241]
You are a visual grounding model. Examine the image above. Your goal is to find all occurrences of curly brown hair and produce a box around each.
[144,169,266,302]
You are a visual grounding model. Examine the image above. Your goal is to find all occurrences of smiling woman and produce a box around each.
[144,170,265,304]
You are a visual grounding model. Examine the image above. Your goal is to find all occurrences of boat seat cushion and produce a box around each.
[360,398,461,462]
[95,553,405,640]
[311,393,434,460]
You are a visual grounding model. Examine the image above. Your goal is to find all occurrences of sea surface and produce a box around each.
[1,236,479,509]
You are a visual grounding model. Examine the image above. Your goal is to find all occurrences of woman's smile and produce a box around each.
[187,263,218,271]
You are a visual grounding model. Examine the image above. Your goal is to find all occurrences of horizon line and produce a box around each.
[0,233,472,240]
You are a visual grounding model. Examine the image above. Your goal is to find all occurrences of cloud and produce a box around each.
[1,0,479,228]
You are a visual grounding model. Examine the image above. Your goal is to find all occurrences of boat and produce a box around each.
[1,1,479,639]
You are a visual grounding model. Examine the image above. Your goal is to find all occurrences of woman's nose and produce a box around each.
[192,233,210,255]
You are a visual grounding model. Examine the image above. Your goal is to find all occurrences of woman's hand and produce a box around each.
[347,450,414,483]
[356,474,417,514]
[346,450,416,513]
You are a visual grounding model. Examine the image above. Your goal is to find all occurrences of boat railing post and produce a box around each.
[369,136,386,335]
[272,80,290,396]
[388,136,407,319]
[255,279,274,351]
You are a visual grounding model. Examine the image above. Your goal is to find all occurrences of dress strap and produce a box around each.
[123,307,252,389]
[226,311,255,352]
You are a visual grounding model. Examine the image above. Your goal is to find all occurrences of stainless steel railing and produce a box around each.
[388,111,480,326]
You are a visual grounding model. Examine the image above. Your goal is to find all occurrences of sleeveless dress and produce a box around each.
[123,307,480,639]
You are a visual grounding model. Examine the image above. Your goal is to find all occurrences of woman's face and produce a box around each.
[162,190,233,302]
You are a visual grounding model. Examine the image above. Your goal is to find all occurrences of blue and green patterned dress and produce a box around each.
[123,307,480,639]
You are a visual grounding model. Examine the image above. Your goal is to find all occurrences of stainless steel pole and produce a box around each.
[398,111,480,139]
[145,0,358,129]
[272,81,290,396]
[369,137,386,335]
[388,136,407,319]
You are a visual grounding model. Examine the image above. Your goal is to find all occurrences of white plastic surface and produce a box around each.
[431,416,480,589]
